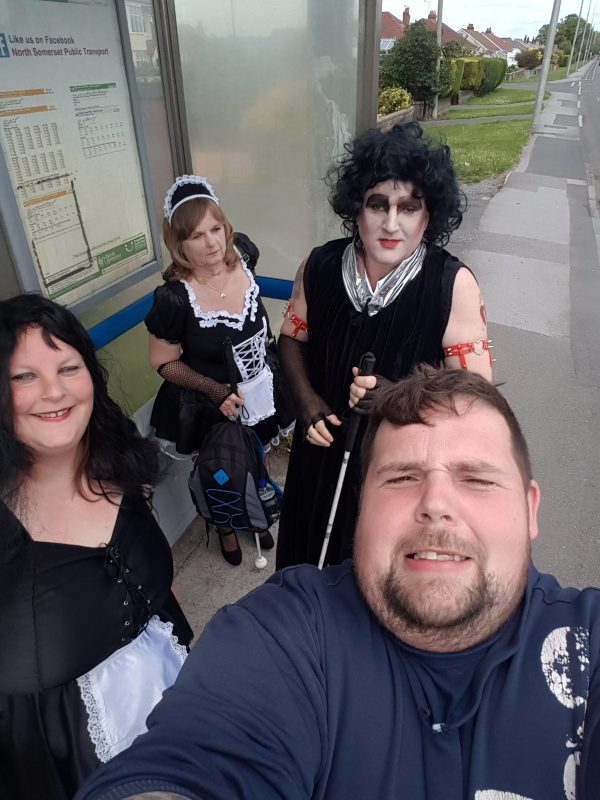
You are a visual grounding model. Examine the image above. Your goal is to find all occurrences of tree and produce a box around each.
[557,13,580,44]
[442,39,470,59]
[515,48,543,70]
[537,24,549,45]
[379,21,441,104]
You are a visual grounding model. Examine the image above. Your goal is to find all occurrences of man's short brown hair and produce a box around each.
[361,366,532,486]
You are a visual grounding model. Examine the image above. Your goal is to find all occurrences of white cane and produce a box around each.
[318,352,376,569]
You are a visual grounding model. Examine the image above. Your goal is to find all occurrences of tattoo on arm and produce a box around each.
[291,260,306,303]
[479,295,487,326]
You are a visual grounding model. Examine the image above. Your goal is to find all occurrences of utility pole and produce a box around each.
[532,0,562,131]
[576,0,592,67]
[431,0,444,119]
[566,0,585,75]
[583,10,597,61]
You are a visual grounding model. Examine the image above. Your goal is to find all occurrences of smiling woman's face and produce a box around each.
[356,179,429,275]
[10,326,94,459]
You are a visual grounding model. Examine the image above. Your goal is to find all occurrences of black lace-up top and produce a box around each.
[0,492,192,694]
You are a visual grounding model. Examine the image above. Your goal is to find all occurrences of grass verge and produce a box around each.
[426,119,532,183]
[508,66,571,83]
[440,103,535,120]
[467,88,537,105]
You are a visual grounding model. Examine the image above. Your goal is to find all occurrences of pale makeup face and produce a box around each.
[354,401,540,652]
[179,207,227,272]
[356,179,430,276]
[10,326,94,459]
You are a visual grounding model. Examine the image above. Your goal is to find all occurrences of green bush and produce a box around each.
[515,48,542,69]
[439,59,456,98]
[451,58,465,96]
[555,49,569,67]
[475,57,507,96]
[378,86,413,116]
[461,57,485,91]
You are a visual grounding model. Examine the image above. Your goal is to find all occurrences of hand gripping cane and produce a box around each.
[317,352,376,569]
[224,337,268,570]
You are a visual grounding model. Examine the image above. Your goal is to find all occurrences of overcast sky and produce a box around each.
[382,0,591,40]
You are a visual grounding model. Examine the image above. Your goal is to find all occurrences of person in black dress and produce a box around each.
[276,121,494,569]
[146,175,292,566]
[0,294,192,800]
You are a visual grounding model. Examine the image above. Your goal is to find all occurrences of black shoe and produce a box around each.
[217,528,242,566]
[258,530,275,550]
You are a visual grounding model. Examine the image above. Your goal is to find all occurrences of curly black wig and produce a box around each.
[328,121,465,247]
[0,293,160,502]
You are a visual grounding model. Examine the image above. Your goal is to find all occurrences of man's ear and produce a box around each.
[527,480,541,541]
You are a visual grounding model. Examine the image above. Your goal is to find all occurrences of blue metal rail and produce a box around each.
[88,276,293,349]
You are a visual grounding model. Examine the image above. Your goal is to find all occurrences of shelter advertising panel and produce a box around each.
[0,0,154,304]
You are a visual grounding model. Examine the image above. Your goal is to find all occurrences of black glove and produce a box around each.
[354,374,394,414]
[277,335,335,432]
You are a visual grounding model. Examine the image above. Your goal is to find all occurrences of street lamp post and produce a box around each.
[431,0,443,119]
[576,0,592,67]
[532,0,562,130]
[566,0,585,75]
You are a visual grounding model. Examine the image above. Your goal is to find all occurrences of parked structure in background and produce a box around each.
[458,24,526,65]
[380,7,474,53]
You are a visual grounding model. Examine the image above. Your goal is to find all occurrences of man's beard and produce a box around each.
[358,528,531,651]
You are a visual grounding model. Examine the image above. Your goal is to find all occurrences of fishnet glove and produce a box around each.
[278,334,335,431]
[158,360,231,406]
[354,374,394,414]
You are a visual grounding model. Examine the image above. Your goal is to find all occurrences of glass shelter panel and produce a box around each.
[173,0,359,281]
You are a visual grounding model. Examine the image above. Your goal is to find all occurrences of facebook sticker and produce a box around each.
[0,33,10,58]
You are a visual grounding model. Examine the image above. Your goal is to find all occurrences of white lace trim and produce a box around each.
[148,615,188,661]
[77,615,187,763]
[179,253,258,331]
[78,670,114,764]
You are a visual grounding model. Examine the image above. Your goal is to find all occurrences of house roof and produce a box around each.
[422,11,474,47]
[459,25,522,53]
[460,26,502,51]
[381,11,406,40]
[483,29,521,51]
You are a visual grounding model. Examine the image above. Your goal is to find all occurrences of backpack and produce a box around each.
[188,421,283,531]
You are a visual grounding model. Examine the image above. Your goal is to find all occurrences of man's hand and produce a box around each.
[306,414,342,447]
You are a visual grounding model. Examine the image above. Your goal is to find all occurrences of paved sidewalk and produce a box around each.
[173,67,600,639]
[449,66,600,589]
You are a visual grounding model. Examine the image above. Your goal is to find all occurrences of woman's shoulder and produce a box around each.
[153,279,189,303]
[146,280,189,338]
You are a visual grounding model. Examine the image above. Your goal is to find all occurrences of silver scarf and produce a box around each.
[341,241,426,317]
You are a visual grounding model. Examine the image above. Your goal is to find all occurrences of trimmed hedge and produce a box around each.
[451,58,465,96]
[475,57,507,96]
[439,59,456,98]
[461,57,485,91]
[439,57,465,98]
[378,86,413,116]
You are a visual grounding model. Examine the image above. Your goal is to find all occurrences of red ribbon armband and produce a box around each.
[283,301,308,338]
[443,339,494,370]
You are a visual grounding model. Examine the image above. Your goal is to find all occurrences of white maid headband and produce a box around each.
[163,175,220,223]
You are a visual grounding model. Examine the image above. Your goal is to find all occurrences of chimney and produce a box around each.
[485,27,492,34]
[402,6,410,27]
[428,10,437,21]
[467,23,475,31]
